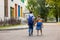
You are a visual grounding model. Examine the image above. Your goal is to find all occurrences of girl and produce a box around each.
[36,15,43,36]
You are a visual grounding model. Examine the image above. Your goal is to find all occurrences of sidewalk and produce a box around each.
[0,24,28,31]
[0,23,59,31]
[58,22,60,24]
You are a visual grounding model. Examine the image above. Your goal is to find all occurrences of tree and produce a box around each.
[53,0,60,22]
[27,0,48,22]
[46,0,60,22]
[27,0,39,16]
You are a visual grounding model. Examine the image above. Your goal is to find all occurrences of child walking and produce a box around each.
[36,15,43,36]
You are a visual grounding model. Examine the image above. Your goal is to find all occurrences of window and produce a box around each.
[4,0,8,17]
[21,0,24,3]
[11,0,13,1]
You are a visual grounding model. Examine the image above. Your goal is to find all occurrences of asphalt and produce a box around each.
[0,23,60,40]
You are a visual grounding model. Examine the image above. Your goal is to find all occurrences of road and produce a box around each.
[0,23,60,40]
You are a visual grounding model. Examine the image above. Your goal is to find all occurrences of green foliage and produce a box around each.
[27,0,60,22]
[48,9,55,18]
[21,0,24,3]
[27,0,47,19]
[46,0,60,22]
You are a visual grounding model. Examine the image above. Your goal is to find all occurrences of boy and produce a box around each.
[27,11,35,36]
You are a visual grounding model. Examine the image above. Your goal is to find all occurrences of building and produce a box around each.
[0,0,27,21]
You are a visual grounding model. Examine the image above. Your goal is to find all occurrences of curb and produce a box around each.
[0,27,28,31]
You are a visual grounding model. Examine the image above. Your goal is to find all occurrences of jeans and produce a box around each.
[28,25,33,36]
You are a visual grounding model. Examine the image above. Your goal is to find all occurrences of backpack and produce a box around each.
[28,15,33,25]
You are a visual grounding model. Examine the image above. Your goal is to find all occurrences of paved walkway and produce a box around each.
[0,23,60,40]
[0,24,28,31]
[0,23,60,30]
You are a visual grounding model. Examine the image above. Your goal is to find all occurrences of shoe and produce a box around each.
[29,34,31,36]
[37,35,39,36]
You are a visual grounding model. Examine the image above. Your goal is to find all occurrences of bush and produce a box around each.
[0,18,21,26]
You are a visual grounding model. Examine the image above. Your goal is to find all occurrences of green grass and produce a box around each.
[0,24,21,29]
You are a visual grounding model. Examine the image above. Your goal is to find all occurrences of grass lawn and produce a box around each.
[0,24,21,29]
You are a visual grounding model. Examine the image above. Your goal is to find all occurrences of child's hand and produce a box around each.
[34,23,37,27]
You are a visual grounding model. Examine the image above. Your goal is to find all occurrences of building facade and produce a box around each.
[0,0,27,21]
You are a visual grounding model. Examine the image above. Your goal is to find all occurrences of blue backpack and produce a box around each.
[28,15,33,25]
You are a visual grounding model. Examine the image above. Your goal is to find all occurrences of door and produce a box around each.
[18,5,20,17]
[10,7,14,18]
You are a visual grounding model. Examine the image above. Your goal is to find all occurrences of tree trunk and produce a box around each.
[55,16,58,22]
[45,17,47,22]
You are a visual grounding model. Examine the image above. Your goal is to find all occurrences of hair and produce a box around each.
[29,11,32,13]
[38,15,41,17]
